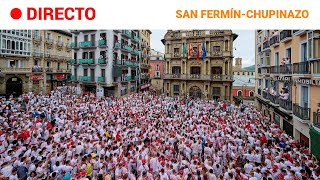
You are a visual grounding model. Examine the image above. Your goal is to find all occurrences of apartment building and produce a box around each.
[70,30,142,97]
[149,49,165,94]
[32,30,72,93]
[255,30,320,158]
[0,30,32,96]
[162,30,237,100]
[140,30,152,91]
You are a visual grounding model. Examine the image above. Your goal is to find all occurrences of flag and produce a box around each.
[183,43,187,58]
[196,43,200,60]
[202,39,206,60]
[188,43,191,59]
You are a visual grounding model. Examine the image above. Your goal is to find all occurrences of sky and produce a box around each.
[150,30,255,67]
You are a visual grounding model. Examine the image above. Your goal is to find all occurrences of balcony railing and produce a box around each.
[45,67,53,72]
[98,58,107,64]
[293,103,310,121]
[133,36,140,42]
[269,94,279,104]
[293,62,311,74]
[163,74,233,81]
[134,75,139,79]
[124,61,133,66]
[134,62,139,67]
[279,64,292,74]
[45,38,54,44]
[269,66,279,74]
[114,42,121,49]
[211,51,223,57]
[313,112,320,129]
[80,41,95,48]
[123,45,133,52]
[1,67,31,73]
[80,76,92,81]
[263,40,270,50]
[257,88,262,95]
[71,42,79,48]
[98,40,107,46]
[263,91,269,100]
[141,73,150,79]
[32,67,43,72]
[98,76,105,82]
[270,35,280,46]
[133,50,140,55]
[78,59,94,64]
[280,30,292,42]
[123,30,132,38]
[115,59,122,65]
[57,41,64,47]
[70,59,77,65]
[33,35,42,41]
[124,76,132,81]
[279,99,292,111]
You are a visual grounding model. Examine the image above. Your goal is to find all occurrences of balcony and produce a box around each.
[56,69,64,73]
[124,76,132,81]
[32,66,43,73]
[269,94,279,105]
[163,74,233,81]
[293,30,307,36]
[124,61,133,66]
[293,62,311,74]
[280,30,292,43]
[313,112,320,129]
[98,76,105,82]
[279,64,292,74]
[122,30,132,38]
[71,42,79,49]
[123,45,133,52]
[141,73,150,79]
[45,38,54,44]
[134,75,139,79]
[80,76,92,81]
[133,50,140,55]
[134,62,139,67]
[80,41,95,48]
[78,58,94,65]
[263,91,269,100]
[293,103,310,122]
[269,66,279,74]
[33,52,43,59]
[211,51,223,57]
[269,35,280,47]
[98,58,107,64]
[70,75,77,81]
[33,35,42,42]
[279,99,292,111]
[113,30,121,33]
[262,40,270,51]
[114,42,121,49]
[71,30,80,34]
[98,40,107,47]
[140,63,150,69]
[44,54,57,60]
[70,59,77,65]
[115,59,122,65]
[260,67,270,74]
[45,67,53,72]
[56,41,64,48]
[1,67,31,73]
[132,36,140,42]
[57,56,67,61]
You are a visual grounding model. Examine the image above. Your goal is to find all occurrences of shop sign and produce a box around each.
[55,74,65,80]
[30,75,44,80]
[273,76,291,81]
[295,79,320,86]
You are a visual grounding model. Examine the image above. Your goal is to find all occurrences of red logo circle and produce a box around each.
[11,8,22,20]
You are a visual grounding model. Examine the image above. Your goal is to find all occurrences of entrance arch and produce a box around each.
[6,77,23,97]
[189,86,202,98]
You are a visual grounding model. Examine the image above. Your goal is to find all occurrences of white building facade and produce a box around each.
[70,30,141,97]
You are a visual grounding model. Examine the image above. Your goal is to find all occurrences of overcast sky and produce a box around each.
[150,30,255,68]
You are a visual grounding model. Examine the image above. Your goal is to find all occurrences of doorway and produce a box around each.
[6,77,23,97]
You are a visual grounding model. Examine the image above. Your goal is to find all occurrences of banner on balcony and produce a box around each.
[55,74,66,80]
[30,75,44,81]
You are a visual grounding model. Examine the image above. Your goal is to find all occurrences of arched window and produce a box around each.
[249,91,254,97]
[2,40,6,48]
[237,90,242,96]
[11,41,15,50]
[20,42,23,50]
[7,40,11,49]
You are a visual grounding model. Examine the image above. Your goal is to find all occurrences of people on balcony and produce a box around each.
[279,89,289,100]
[270,87,277,96]
[263,87,268,92]
[32,65,42,72]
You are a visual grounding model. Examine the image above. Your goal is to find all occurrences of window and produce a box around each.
[249,91,254,96]
[251,72,254,75]
[47,61,50,67]
[224,40,229,51]
[46,32,52,39]
[9,60,17,68]
[301,42,307,62]
[156,64,160,71]
[274,52,279,65]
[285,47,292,61]
[191,67,201,74]
[84,69,88,76]
[211,67,222,74]
[173,85,180,92]
[243,72,245,75]
[212,87,221,96]
[172,66,181,74]
[57,62,61,70]
[58,36,62,42]
[155,71,160,77]
[101,69,105,77]
[213,46,220,52]
[301,86,309,108]
[237,91,242,96]
[173,48,180,57]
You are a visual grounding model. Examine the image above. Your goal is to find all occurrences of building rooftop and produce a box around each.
[233,75,255,87]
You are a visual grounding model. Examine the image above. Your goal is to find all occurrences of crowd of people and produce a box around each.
[0,87,319,180]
